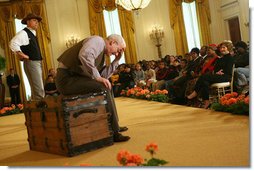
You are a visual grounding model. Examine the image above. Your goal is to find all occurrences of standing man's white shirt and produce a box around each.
[9,28,36,52]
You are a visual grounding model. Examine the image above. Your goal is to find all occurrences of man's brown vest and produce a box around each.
[57,37,105,77]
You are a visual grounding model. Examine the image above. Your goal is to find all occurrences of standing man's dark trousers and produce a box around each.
[55,68,120,134]
[9,87,21,105]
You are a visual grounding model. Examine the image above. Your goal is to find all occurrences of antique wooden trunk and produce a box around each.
[24,91,114,157]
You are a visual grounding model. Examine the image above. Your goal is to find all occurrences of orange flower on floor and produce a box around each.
[146,143,158,157]
[127,154,143,166]
[117,143,167,166]
[117,150,131,166]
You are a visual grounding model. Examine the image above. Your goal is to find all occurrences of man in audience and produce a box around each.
[6,68,21,105]
[171,47,202,104]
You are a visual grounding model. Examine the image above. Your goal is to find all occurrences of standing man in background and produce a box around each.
[56,34,130,142]
[9,13,44,100]
[6,68,21,105]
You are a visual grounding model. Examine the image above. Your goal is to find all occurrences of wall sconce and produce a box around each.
[66,35,80,48]
[244,22,249,27]
[149,26,164,58]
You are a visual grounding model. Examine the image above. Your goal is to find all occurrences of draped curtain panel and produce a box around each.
[196,0,212,45]
[0,0,52,102]
[169,0,189,56]
[169,0,211,55]
[118,8,137,64]
[88,0,137,64]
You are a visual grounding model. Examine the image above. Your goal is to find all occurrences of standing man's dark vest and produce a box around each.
[20,28,42,61]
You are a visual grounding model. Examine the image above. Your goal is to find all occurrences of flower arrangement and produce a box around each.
[211,92,249,115]
[117,143,168,166]
[120,87,169,103]
[0,104,24,117]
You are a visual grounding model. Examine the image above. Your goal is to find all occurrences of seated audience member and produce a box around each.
[48,68,57,78]
[110,68,120,97]
[187,41,234,109]
[184,53,192,63]
[233,41,249,68]
[165,59,184,98]
[233,41,249,92]
[152,61,169,91]
[117,64,135,93]
[44,75,59,97]
[165,55,175,67]
[200,45,209,61]
[112,64,126,97]
[6,68,21,105]
[134,62,146,87]
[144,63,157,90]
[172,47,202,103]
[201,44,219,75]
[167,59,181,80]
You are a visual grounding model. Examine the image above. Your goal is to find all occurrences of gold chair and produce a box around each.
[210,64,235,101]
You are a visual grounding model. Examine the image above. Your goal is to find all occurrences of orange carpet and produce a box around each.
[0,97,250,166]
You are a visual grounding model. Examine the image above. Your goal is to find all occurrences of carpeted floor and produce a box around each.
[0,97,250,167]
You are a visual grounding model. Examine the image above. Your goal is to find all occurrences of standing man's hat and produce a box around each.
[21,13,42,24]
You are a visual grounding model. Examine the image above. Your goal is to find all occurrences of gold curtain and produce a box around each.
[0,0,52,102]
[196,0,211,45]
[169,0,211,55]
[169,0,188,56]
[118,8,137,64]
[88,0,137,64]
[88,0,107,37]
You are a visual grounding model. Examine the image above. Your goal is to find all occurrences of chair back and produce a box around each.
[230,64,235,93]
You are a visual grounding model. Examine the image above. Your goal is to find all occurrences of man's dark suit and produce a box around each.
[6,74,21,105]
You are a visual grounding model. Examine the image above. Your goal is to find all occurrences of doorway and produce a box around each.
[228,17,241,44]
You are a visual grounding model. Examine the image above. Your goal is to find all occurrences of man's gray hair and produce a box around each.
[107,34,126,47]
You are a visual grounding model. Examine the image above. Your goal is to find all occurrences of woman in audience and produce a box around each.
[187,41,235,108]
[201,44,219,75]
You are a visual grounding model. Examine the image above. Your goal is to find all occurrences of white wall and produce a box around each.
[43,0,249,67]
[133,0,176,61]
[209,0,249,45]
[45,0,90,68]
